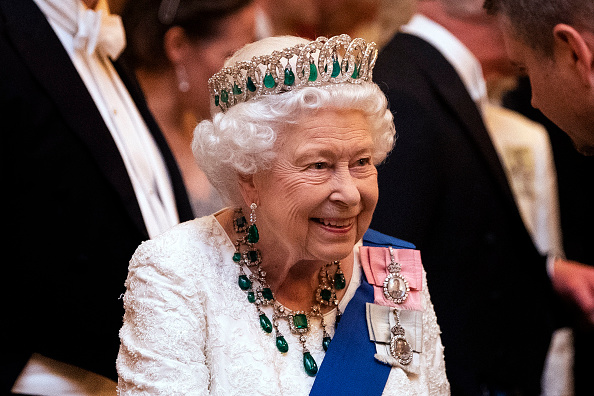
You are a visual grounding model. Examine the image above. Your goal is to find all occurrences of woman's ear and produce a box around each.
[163,26,189,64]
[237,173,259,207]
[553,24,594,87]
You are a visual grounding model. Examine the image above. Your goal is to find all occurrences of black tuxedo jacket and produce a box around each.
[0,0,193,390]
[371,33,557,395]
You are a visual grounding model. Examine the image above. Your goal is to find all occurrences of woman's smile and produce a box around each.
[312,217,356,233]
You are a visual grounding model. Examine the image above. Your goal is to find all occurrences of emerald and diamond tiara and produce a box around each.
[208,34,378,112]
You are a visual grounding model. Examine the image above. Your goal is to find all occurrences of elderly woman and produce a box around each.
[116,35,449,395]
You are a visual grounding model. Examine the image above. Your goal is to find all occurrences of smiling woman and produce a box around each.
[247,109,378,278]
[116,34,450,395]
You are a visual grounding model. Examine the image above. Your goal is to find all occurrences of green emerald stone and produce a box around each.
[247,224,259,243]
[232,83,242,95]
[246,76,257,92]
[284,67,295,86]
[232,252,241,262]
[331,58,341,78]
[234,215,247,229]
[247,250,259,263]
[262,287,273,300]
[352,63,359,79]
[293,314,308,329]
[259,313,273,333]
[334,273,346,290]
[247,291,256,303]
[214,95,220,107]
[263,73,276,89]
[308,62,317,82]
[220,89,229,103]
[238,274,251,290]
[276,335,289,353]
[322,336,332,352]
[320,289,332,302]
[303,352,318,376]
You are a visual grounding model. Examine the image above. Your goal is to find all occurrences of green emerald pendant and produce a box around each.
[303,352,318,376]
[293,314,308,329]
[238,274,251,290]
[263,72,276,89]
[214,95,220,107]
[247,291,256,303]
[334,273,346,290]
[284,67,295,86]
[322,336,332,352]
[247,250,259,263]
[246,76,257,92]
[232,83,242,95]
[259,313,273,333]
[247,224,259,243]
[352,63,359,79]
[261,287,274,301]
[234,215,247,230]
[308,62,317,82]
[331,58,341,78]
[220,89,229,103]
[276,335,289,353]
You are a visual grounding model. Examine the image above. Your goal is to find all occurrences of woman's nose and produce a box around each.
[329,168,361,206]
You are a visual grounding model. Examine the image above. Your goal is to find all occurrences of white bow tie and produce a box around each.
[73,7,126,59]
[34,0,126,60]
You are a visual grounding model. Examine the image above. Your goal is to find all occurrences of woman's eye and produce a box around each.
[310,162,327,170]
[356,157,372,166]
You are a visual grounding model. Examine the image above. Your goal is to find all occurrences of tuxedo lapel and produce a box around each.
[1,0,150,238]
[395,33,519,214]
[113,60,193,223]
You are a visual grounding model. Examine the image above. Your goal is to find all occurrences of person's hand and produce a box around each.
[553,258,594,325]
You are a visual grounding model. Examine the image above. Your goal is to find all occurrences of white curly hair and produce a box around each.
[192,36,397,206]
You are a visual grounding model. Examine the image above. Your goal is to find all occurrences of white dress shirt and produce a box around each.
[13,0,181,394]
[401,14,488,110]
[33,0,180,240]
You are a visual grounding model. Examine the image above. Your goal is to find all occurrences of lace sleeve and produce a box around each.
[418,269,450,395]
[116,240,210,395]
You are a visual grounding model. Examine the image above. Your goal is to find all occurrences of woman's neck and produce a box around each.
[272,259,353,312]
[216,207,354,312]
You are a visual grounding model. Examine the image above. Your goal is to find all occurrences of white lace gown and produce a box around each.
[117,215,450,395]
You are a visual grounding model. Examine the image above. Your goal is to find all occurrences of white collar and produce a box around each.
[33,0,125,59]
[401,14,488,109]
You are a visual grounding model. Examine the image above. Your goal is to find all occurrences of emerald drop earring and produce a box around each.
[247,203,259,243]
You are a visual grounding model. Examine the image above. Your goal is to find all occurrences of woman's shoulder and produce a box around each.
[128,215,231,281]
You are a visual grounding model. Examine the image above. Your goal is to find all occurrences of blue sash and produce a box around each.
[309,229,415,396]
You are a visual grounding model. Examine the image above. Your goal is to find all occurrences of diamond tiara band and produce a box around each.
[208,34,378,112]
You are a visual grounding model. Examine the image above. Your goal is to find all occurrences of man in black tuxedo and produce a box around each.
[484,0,594,319]
[488,0,594,391]
[503,77,594,396]
[0,0,193,393]
[370,1,560,394]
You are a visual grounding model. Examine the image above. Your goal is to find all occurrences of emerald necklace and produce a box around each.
[232,206,346,376]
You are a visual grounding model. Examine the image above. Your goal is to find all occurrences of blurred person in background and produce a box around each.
[121,0,258,217]
[485,1,594,394]
[371,1,563,394]
[1,0,193,394]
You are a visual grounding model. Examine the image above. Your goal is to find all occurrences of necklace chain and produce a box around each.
[232,208,345,376]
